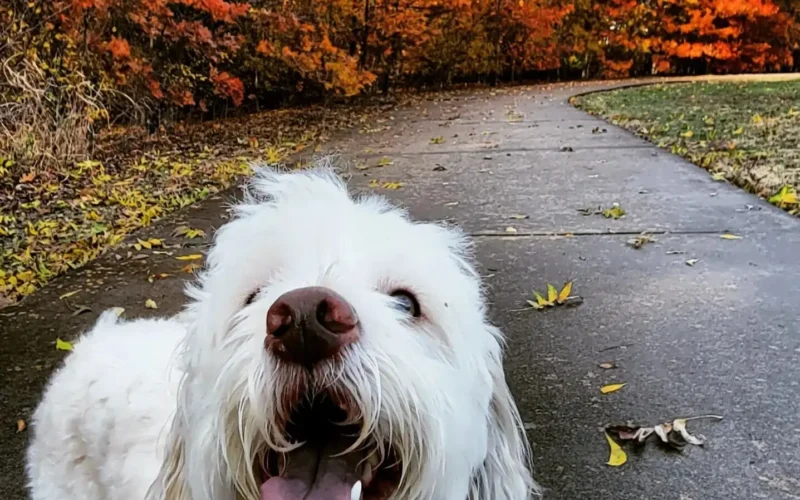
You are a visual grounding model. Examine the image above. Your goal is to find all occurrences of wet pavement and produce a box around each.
[2,80,799,500]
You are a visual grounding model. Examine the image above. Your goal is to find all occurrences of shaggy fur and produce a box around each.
[26,166,538,500]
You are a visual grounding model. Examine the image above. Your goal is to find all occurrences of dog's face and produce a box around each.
[156,168,535,500]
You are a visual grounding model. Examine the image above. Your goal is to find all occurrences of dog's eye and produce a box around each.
[244,291,258,306]
[390,290,420,317]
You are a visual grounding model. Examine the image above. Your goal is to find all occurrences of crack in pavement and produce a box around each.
[469,229,749,237]
[352,145,653,156]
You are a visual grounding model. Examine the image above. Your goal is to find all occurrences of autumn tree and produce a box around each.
[652,0,795,74]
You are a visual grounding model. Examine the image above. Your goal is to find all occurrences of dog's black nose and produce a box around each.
[266,286,360,367]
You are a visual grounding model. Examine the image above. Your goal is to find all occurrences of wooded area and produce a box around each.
[2,0,799,167]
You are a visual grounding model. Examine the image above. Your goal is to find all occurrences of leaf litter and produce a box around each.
[606,414,723,452]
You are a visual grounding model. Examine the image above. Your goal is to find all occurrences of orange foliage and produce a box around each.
[4,0,798,118]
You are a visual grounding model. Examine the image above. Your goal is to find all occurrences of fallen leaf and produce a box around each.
[176,254,203,261]
[112,307,125,317]
[627,233,654,249]
[601,383,626,394]
[685,258,699,266]
[680,129,694,138]
[546,284,558,303]
[17,419,26,433]
[672,418,705,446]
[145,299,158,309]
[768,185,798,206]
[430,136,445,144]
[599,362,617,369]
[602,203,626,219]
[56,338,73,351]
[71,305,92,317]
[505,227,518,234]
[607,425,653,443]
[560,146,574,152]
[720,234,742,240]
[173,226,206,239]
[605,433,627,467]
[607,415,722,450]
[59,290,80,300]
[148,273,173,283]
[180,263,202,273]
[556,281,572,304]
[711,172,727,181]
[377,157,394,167]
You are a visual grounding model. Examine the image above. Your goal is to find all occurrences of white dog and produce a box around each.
[26,167,537,500]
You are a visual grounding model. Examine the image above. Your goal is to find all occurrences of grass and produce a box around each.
[0,99,399,307]
[572,81,800,215]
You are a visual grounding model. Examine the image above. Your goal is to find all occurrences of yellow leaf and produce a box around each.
[56,338,73,351]
[137,239,152,249]
[711,172,726,181]
[601,383,626,394]
[180,263,202,273]
[17,419,26,433]
[605,433,627,467]
[751,114,763,124]
[557,281,573,304]
[176,254,203,261]
[768,185,798,205]
[602,204,626,219]
[720,234,741,240]
[145,299,158,309]
[733,127,744,135]
[526,299,544,310]
[533,291,550,307]
[430,136,445,144]
[680,130,694,138]
[59,290,79,300]
[547,284,558,303]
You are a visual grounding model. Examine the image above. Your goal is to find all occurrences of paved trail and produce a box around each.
[2,81,799,500]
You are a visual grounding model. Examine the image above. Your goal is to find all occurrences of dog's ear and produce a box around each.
[470,338,540,500]
[146,418,190,500]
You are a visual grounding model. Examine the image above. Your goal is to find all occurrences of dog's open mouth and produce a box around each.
[259,395,401,500]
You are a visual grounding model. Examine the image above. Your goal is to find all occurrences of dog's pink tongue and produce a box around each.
[261,436,362,500]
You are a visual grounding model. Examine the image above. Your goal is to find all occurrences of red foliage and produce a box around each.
[9,0,798,116]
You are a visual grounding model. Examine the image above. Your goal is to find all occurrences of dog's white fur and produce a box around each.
[26,167,537,500]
